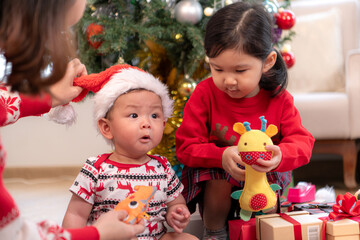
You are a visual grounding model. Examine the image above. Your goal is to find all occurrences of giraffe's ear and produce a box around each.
[265,124,278,138]
[233,122,246,135]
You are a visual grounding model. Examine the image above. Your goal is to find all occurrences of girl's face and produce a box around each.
[102,90,166,160]
[65,0,87,28]
[209,48,275,99]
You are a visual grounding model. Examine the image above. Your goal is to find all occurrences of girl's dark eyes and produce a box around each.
[130,113,138,118]
[151,113,158,119]
[236,70,246,73]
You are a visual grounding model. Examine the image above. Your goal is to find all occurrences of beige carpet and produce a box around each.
[4,176,352,226]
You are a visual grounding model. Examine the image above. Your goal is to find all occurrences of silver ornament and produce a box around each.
[263,0,278,16]
[174,0,203,24]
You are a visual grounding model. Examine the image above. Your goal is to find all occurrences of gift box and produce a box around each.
[325,218,360,240]
[323,192,360,240]
[228,218,256,240]
[256,211,323,240]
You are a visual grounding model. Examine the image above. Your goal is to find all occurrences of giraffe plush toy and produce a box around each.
[231,116,281,221]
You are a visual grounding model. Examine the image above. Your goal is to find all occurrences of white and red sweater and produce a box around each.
[0,86,99,240]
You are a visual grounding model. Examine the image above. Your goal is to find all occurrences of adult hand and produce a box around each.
[93,210,145,240]
[221,146,245,182]
[49,58,85,107]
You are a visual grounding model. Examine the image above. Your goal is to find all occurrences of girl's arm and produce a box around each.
[175,84,226,169]
[62,194,93,228]
[274,94,315,172]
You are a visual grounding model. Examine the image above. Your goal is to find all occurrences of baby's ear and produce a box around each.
[97,118,113,140]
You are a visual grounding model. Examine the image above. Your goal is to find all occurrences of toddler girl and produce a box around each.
[175,2,315,239]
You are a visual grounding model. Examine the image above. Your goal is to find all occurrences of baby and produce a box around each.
[62,65,197,240]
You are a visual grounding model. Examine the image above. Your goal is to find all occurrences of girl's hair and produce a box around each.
[0,0,77,94]
[204,2,287,96]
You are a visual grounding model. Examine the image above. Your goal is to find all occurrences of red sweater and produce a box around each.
[175,77,314,172]
[0,87,99,239]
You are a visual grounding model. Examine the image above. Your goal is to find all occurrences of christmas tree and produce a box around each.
[77,0,295,176]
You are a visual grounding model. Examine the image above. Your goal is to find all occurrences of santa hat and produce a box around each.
[46,64,173,126]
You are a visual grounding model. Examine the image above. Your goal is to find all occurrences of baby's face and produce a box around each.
[107,90,166,159]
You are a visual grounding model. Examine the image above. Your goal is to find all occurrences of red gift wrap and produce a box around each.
[228,218,256,240]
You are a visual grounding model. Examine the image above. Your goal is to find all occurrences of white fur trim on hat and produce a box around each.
[93,68,174,125]
[44,104,76,126]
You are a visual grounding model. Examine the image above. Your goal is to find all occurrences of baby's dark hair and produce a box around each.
[204,2,287,96]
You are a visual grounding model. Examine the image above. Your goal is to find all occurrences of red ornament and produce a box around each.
[281,51,295,68]
[86,23,104,49]
[276,10,296,30]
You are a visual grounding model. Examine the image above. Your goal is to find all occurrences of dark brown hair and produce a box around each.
[204,2,287,96]
[0,0,77,94]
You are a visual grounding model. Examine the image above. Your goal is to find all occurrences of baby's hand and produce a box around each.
[251,145,282,172]
[222,146,245,182]
[166,204,191,233]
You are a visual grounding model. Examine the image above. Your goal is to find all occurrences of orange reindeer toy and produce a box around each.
[114,185,157,224]
[231,116,281,221]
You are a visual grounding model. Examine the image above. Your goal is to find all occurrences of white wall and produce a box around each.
[2,98,112,167]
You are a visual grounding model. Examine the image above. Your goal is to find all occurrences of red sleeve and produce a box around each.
[274,93,315,172]
[0,87,52,126]
[175,81,225,169]
[19,93,52,118]
[67,226,100,240]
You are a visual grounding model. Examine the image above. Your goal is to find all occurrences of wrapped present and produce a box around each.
[321,192,360,240]
[228,218,256,240]
[256,211,323,240]
[326,218,360,240]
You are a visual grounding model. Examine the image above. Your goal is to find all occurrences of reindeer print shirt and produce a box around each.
[70,153,184,240]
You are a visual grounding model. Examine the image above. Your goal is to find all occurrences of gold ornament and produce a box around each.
[178,75,197,97]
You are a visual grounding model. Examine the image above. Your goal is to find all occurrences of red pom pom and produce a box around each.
[250,193,267,211]
[276,10,296,30]
[281,51,295,68]
[86,23,104,49]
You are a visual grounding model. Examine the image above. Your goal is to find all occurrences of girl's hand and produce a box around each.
[49,58,86,107]
[93,210,145,240]
[222,146,245,182]
[166,204,191,233]
[251,145,282,172]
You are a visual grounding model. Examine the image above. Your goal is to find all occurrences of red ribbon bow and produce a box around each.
[329,192,360,221]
